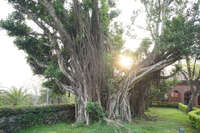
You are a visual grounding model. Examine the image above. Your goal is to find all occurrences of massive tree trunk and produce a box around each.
[108,90,132,122]
[39,0,106,124]
[129,70,160,119]
[130,79,151,118]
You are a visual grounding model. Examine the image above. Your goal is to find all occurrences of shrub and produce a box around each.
[0,87,32,106]
[0,104,75,133]
[178,103,188,112]
[151,101,178,108]
[192,107,199,111]
[188,109,200,130]
[178,103,199,113]
[86,102,104,121]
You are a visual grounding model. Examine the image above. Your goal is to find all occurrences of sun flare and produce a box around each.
[119,55,133,69]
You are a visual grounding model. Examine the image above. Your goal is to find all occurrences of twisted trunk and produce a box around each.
[108,92,132,122]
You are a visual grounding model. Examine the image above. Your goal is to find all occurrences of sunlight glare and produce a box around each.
[119,55,133,69]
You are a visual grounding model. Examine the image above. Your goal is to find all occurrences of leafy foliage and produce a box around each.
[178,103,199,113]
[178,103,188,112]
[86,101,104,121]
[44,61,62,80]
[0,104,75,133]
[160,6,200,59]
[188,109,200,130]
[151,101,178,108]
[135,37,152,59]
[0,87,31,106]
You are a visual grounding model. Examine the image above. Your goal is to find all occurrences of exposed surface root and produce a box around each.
[104,118,131,133]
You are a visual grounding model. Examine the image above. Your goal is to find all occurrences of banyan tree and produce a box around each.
[1,0,200,124]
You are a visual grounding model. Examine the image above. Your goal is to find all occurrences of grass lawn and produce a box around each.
[132,107,199,133]
[16,107,199,133]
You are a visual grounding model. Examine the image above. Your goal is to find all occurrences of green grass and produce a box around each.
[132,107,199,133]
[16,122,126,133]
[16,107,199,133]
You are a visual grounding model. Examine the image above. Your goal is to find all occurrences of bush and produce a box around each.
[86,102,104,121]
[151,101,178,108]
[192,107,199,111]
[0,104,75,133]
[188,109,200,130]
[178,103,199,113]
[178,103,188,112]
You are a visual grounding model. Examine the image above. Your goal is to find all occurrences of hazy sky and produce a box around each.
[0,0,148,92]
[0,1,33,89]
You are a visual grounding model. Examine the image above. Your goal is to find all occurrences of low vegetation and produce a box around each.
[188,109,200,130]
[151,101,178,108]
[16,108,198,133]
[178,103,199,113]
[0,104,74,133]
[0,87,31,107]
[178,103,188,112]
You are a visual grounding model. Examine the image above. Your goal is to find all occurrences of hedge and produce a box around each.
[151,102,200,130]
[151,101,178,108]
[178,103,188,112]
[178,103,200,130]
[188,109,200,130]
[178,103,199,113]
[0,104,75,133]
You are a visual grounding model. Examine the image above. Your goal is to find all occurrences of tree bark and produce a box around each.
[187,88,198,112]
[75,95,89,124]
[108,92,132,122]
[130,78,151,118]
[185,57,197,113]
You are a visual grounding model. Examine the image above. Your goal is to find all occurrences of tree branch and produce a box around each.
[195,69,200,81]
[55,48,75,84]
[39,0,72,49]
[28,55,48,68]
[54,79,77,96]
[128,57,177,88]
[181,71,189,80]
[192,57,197,78]
[160,68,180,79]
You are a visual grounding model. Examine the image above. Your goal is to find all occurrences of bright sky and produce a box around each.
[0,1,31,88]
[116,0,149,50]
[0,0,148,92]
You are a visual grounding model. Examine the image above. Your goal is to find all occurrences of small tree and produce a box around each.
[1,87,31,106]
[180,56,200,112]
